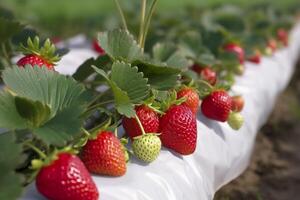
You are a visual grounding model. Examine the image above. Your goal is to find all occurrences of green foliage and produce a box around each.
[98,29,144,62]
[0,132,24,200]
[92,61,150,117]
[0,91,27,129]
[0,17,23,43]
[1,66,87,145]
[73,55,111,81]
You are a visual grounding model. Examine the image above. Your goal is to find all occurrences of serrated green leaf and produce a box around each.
[2,66,87,145]
[0,18,24,43]
[34,106,83,146]
[73,55,111,81]
[133,60,180,90]
[111,62,150,103]
[98,29,144,62]
[152,43,189,69]
[3,65,86,117]
[15,96,51,128]
[0,91,27,129]
[92,66,134,117]
[0,132,23,200]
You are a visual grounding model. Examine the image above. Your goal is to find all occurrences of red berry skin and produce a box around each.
[191,64,203,74]
[231,95,244,112]
[177,87,200,115]
[200,67,217,86]
[160,105,197,155]
[191,65,217,85]
[277,28,288,46]
[122,105,160,139]
[223,43,245,64]
[17,54,54,70]
[36,153,99,200]
[81,131,126,176]
[201,90,232,122]
[92,39,105,55]
[248,50,261,64]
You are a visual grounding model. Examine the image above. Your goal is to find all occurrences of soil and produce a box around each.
[214,62,300,200]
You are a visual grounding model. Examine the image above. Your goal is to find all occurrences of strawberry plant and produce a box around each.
[0,1,297,199]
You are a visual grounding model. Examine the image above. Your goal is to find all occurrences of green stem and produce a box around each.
[141,0,159,48]
[114,0,128,30]
[86,100,114,113]
[138,0,147,48]
[135,114,146,135]
[24,142,47,159]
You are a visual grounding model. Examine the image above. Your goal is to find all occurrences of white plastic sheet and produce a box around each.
[20,23,300,200]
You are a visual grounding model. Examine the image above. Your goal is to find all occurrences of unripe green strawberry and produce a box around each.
[227,112,244,130]
[132,134,161,163]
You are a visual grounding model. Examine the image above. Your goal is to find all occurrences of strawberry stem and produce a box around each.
[114,0,128,30]
[138,0,147,49]
[141,0,159,48]
[24,142,47,159]
[134,114,146,135]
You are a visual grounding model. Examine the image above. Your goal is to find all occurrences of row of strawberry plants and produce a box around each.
[0,2,296,200]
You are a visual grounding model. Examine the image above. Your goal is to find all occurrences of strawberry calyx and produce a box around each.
[19,36,61,65]
[28,144,76,170]
[159,90,187,113]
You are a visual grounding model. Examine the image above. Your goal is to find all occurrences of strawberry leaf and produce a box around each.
[152,42,189,69]
[72,55,111,82]
[0,91,27,129]
[0,132,24,200]
[98,29,144,62]
[0,18,23,43]
[92,61,149,117]
[110,62,150,103]
[3,65,86,117]
[34,105,84,146]
[2,65,88,145]
[133,60,180,91]
[15,96,51,128]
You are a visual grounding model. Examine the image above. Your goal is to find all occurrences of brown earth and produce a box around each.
[214,62,300,200]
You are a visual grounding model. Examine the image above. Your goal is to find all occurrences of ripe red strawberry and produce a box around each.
[81,131,126,176]
[122,105,160,139]
[200,67,217,85]
[36,153,99,200]
[160,105,197,155]
[191,63,203,74]
[265,39,277,55]
[92,39,105,55]
[277,28,288,46]
[223,43,245,64]
[17,55,53,69]
[17,36,60,70]
[247,50,261,64]
[231,95,244,112]
[177,87,200,115]
[191,64,217,85]
[201,90,232,122]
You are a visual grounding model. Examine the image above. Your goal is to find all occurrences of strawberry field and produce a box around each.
[0,1,300,200]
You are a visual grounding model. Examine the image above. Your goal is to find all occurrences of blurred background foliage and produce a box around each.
[1,0,299,38]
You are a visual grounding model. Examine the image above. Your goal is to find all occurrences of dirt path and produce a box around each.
[214,63,300,200]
